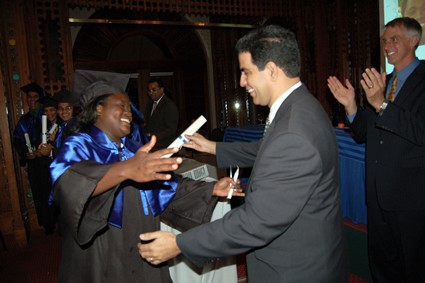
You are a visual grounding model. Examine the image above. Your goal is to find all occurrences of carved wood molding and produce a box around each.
[68,0,287,17]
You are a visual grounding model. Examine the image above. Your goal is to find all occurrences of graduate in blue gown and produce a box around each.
[13,82,57,234]
[53,90,77,150]
[50,81,240,283]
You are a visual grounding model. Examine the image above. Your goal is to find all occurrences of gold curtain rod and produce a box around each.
[69,18,255,28]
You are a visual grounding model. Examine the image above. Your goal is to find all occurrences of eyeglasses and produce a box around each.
[58,106,73,112]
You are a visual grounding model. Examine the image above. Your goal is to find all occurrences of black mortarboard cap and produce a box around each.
[37,96,58,108]
[80,81,123,107]
[53,89,77,105]
[20,82,45,97]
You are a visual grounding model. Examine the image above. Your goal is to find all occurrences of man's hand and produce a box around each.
[138,231,181,265]
[38,143,53,156]
[360,68,387,111]
[327,76,358,116]
[182,133,217,155]
[213,177,245,198]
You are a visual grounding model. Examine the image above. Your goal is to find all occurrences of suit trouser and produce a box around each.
[367,188,425,283]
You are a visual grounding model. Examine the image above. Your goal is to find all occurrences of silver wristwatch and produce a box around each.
[377,99,389,116]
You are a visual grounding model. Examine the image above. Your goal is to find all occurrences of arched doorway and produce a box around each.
[72,9,209,132]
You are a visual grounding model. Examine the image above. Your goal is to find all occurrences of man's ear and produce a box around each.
[410,34,420,49]
[265,61,279,81]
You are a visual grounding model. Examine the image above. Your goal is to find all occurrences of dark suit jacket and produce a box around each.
[350,61,425,211]
[145,95,179,147]
[177,84,348,283]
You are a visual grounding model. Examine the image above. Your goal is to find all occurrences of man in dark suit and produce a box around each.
[144,78,179,147]
[328,17,425,283]
[139,25,347,283]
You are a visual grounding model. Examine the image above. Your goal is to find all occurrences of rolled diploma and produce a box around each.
[48,123,58,134]
[24,133,33,152]
[162,115,207,158]
[41,115,47,144]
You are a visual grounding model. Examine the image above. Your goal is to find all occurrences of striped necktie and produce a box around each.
[387,75,398,102]
[151,101,158,116]
[263,115,270,137]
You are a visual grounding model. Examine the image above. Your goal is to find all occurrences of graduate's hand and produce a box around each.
[213,177,245,198]
[138,231,180,265]
[48,127,58,142]
[29,149,42,158]
[123,135,182,183]
[38,143,53,156]
[182,133,216,155]
[26,150,37,160]
[94,136,183,196]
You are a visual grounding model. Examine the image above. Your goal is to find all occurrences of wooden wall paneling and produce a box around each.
[211,27,230,128]
[297,0,317,108]
[211,27,245,128]
[337,0,379,121]
[29,0,72,95]
[58,1,75,92]
[138,69,151,121]
[313,0,331,113]
[66,0,289,17]
[24,1,45,87]
[332,0,351,123]
[0,70,27,244]
[0,0,33,245]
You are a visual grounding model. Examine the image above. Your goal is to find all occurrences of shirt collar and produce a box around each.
[388,58,420,94]
[154,94,165,104]
[268,81,302,123]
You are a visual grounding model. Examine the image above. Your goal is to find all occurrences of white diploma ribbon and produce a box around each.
[227,166,239,199]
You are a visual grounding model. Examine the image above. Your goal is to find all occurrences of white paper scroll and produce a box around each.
[41,115,47,144]
[162,115,207,158]
[48,123,58,134]
[47,123,58,142]
[24,133,33,152]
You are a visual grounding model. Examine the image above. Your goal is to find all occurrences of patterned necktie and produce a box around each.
[263,115,270,137]
[151,101,158,116]
[387,75,398,102]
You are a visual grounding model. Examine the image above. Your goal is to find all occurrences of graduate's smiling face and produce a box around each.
[26,91,41,110]
[57,102,74,122]
[43,106,58,123]
[95,93,133,143]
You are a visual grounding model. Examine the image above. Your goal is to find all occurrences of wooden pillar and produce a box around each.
[0,0,31,246]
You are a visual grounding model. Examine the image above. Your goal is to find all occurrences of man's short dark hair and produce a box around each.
[235,25,300,78]
[385,17,422,49]
[148,77,165,88]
